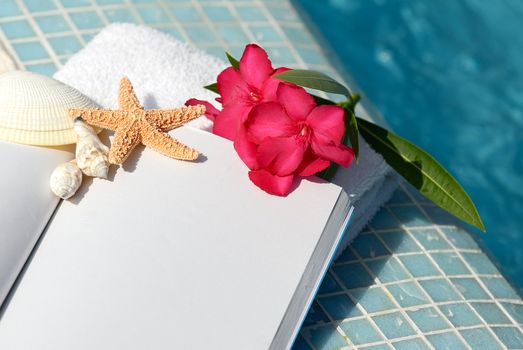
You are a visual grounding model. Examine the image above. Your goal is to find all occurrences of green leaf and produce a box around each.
[274,69,350,96]
[356,117,485,232]
[204,83,218,94]
[226,52,240,69]
[346,109,359,161]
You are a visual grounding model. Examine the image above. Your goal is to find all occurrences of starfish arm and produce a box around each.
[68,109,127,130]
[119,77,143,111]
[145,104,206,131]
[108,119,142,164]
[140,122,199,161]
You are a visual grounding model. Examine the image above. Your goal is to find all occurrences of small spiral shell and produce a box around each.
[49,160,83,199]
[73,118,110,179]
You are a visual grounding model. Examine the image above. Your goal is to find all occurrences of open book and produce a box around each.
[0,126,353,349]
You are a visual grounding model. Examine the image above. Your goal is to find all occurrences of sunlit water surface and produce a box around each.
[296,0,523,292]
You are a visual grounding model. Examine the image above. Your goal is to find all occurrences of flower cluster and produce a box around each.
[187,44,354,196]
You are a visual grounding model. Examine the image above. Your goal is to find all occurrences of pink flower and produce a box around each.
[213,44,288,141]
[237,84,354,196]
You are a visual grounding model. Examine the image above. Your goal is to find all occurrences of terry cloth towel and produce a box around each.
[54,23,396,256]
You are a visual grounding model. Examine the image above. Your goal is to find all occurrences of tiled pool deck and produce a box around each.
[0,1,522,349]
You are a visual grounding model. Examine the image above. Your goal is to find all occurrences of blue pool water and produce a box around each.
[295,0,523,291]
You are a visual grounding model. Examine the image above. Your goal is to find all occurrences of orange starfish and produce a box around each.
[69,77,205,165]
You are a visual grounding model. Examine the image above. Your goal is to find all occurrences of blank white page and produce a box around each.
[0,128,342,350]
[0,141,72,305]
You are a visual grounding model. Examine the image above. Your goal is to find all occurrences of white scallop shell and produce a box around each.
[74,118,110,179]
[49,160,83,199]
[0,70,97,146]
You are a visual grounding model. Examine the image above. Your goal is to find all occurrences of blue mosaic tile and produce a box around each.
[366,257,410,283]
[386,187,412,204]
[35,15,70,33]
[332,263,374,289]
[264,46,296,64]
[302,301,329,327]
[160,27,183,40]
[0,0,21,17]
[441,227,480,249]
[307,325,347,349]
[387,282,430,308]
[0,20,35,39]
[95,0,125,4]
[423,205,461,226]
[25,62,57,76]
[281,25,311,45]
[460,328,502,350]
[24,0,56,12]
[431,253,470,276]
[12,42,48,61]
[399,254,440,278]
[48,35,83,55]
[426,332,468,350]
[407,307,448,332]
[492,327,523,349]
[249,24,282,43]
[217,24,249,44]
[461,252,500,275]
[350,287,396,313]
[351,234,389,259]
[378,231,420,253]
[482,277,521,300]
[501,303,523,324]
[317,294,361,320]
[61,0,91,7]
[69,11,104,30]
[184,25,217,43]
[170,6,201,22]
[369,209,400,230]
[236,6,266,21]
[391,338,431,350]
[335,246,357,263]
[410,228,450,250]
[267,5,298,22]
[372,312,415,339]
[388,205,427,227]
[104,8,136,23]
[317,273,342,294]
[138,7,171,24]
[439,303,482,327]
[292,334,313,350]
[419,279,462,302]
[472,302,512,324]
[359,345,392,350]
[451,277,490,300]
[202,6,234,21]
[339,319,383,345]
[296,47,328,66]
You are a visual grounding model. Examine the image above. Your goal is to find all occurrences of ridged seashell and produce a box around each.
[49,160,83,199]
[0,70,97,146]
[0,50,15,74]
[74,118,110,179]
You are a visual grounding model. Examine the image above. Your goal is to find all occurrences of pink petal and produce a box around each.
[311,138,355,167]
[213,104,250,141]
[185,98,220,122]
[234,125,259,169]
[260,67,291,102]
[239,44,273,88]
[217,67,249,106]
[307,105,345,142]
[276,84,316,121]
[246,102,297,143]
[257,136,306,176]
[248,169,294,196]
[297,151,330,176]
